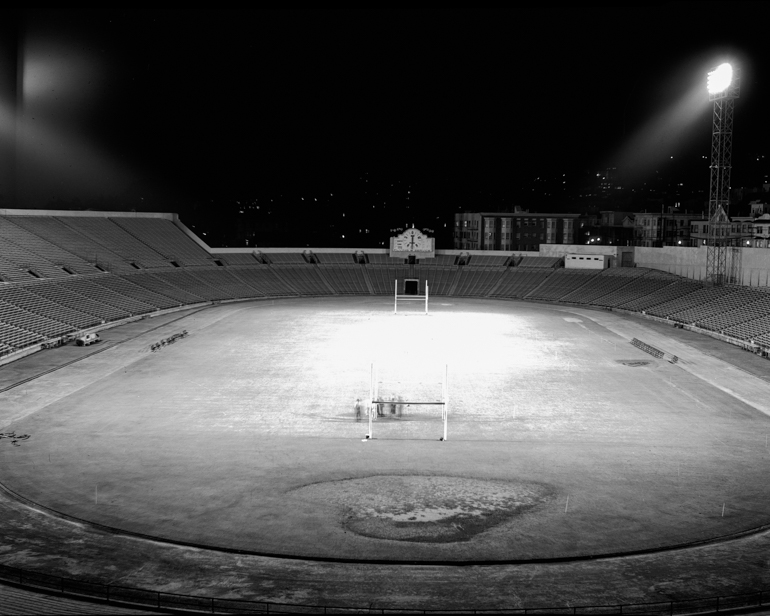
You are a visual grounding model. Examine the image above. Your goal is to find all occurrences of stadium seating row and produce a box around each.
[1,215,770,358]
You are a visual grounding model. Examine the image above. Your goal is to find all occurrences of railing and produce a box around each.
[0,562,766,615]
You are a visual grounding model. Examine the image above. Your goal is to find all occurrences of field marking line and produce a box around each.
[569,308,770,418]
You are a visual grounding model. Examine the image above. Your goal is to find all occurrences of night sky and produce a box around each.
[0,7,768,245]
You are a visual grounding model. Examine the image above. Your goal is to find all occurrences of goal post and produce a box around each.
[365,363,447,441]
[394,279,429,314]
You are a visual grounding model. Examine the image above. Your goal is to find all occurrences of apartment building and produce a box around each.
[454,212,579,251]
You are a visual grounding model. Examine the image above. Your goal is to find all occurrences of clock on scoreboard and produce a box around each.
[390,227,435,258]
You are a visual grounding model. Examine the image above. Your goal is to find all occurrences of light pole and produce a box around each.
[706,62,740,285]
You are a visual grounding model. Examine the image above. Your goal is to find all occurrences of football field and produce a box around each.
[3,296,770,565]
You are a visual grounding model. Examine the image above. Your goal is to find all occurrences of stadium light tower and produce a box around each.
[706,62,740,285]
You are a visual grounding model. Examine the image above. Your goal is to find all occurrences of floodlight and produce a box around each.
[707,63,733,95]
[705,61,740,285]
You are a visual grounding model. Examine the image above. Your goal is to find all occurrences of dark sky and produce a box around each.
[2,6,768,220]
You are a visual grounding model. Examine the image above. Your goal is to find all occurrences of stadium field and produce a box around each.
[2,296,770,609]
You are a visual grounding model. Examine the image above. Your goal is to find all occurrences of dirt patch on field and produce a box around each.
[617,359,653,367]
[291,475,554,543]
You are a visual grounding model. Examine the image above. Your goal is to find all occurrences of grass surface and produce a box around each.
[3,297,770,562]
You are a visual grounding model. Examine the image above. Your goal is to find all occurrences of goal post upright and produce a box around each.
[368,363,375,438]
[442,363,448,441]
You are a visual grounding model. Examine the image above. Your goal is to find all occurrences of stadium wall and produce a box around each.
[213,248,540,257]
[739,248,770,287]
[633,246,706,281]
[538,244,634,268]
[633,246,770,287]
[0,208,174,219]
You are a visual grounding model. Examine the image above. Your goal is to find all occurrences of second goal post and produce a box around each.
[394,279,429,314]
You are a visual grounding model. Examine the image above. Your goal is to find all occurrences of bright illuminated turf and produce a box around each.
[2,297,770,561]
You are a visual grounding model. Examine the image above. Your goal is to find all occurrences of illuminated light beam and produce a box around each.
[1,29,144,206]
[14,113,139,207]
[609,85,711,187]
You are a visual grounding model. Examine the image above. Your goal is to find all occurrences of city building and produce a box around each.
[749,200,770,217]
[580,211,635,246]
[454,211,579,251]
[689,217,754,247]
[753,213,770,248]
[633,209,703,247]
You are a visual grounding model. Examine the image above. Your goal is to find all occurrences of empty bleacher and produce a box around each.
[518,256,562,268]
[317,253,356,265]
[267,264,330,295]
[229,266,302,296]
[630,280,704,316]
[560,268,648,306]
[526,269,598,301]
[318,265,369,294]
[123,272,208,305]
[91,275,181,311]
[453,269,506,297]
[266,253,306,264]
[0,217,102,276]
[9,216,136,274]
[55,277,158,317]
[488,268,555,299]
[367,266,410,295]
[112,218,213,266]
[664,287,745,323]
[211,252,260,266]
[188,268,266,299]
[413,267,455,296]
[0,320,45,354]
[0,254,39,283]
[2,211,770,359]
[724,315,770,343]
[27,281,131,322]
[0,291,74,340]
[419,254,456,267]
[465,254,509,269]
[147,269,235,302]
[696,291,770,334]
[57,217,172,269]
[0,234,75,280]
[368,253,407,266]
[613,272,699,312]
[0,284,100,330]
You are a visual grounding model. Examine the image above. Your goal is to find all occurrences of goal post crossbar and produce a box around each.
[367,363,448,441]
[371,400,445,405]
[394,279,429,314]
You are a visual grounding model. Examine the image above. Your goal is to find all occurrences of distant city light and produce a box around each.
[707,63,733,94]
